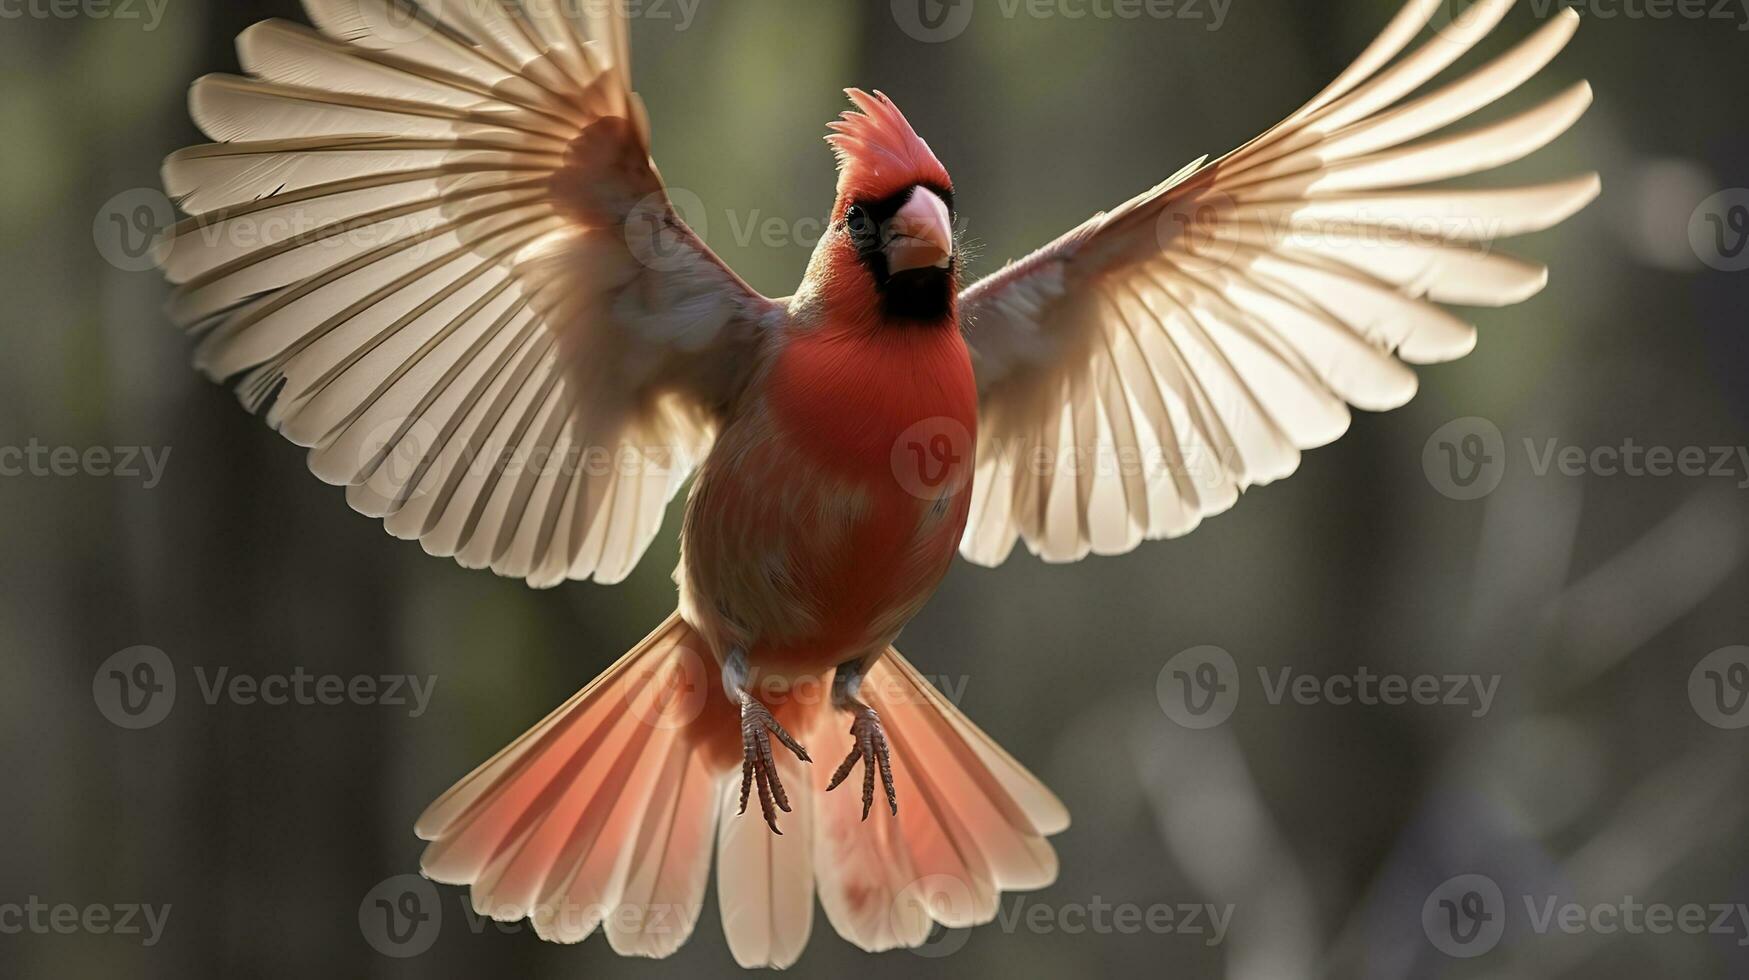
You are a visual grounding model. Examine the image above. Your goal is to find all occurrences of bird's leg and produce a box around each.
[724,647,810,835]
[825,655,897,820]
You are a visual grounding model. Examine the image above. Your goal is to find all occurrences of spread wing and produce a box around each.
[958,0,1599,566]
[161,0,780,586]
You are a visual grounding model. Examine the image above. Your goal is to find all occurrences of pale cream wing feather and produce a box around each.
[161,1,780,587]
[959,0,1600,566]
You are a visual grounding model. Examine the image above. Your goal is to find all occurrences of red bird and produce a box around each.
[159,0,1597,965]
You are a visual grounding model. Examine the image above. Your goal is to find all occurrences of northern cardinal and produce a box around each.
[159,0,1596,966]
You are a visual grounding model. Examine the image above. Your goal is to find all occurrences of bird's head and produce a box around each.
[818,89,958,325]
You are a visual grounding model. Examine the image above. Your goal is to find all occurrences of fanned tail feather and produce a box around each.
[415,623,1067,964]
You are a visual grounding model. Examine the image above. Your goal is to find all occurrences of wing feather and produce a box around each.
[959,2,1598,565]
[161,0,779,586]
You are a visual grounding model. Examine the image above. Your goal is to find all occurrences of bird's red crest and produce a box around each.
[826,89,951,204]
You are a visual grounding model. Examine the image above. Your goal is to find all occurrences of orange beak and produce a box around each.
[882,187,954,274]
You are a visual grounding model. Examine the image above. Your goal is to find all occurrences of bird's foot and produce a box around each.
[737,693,810,835]
[826,699,897,820]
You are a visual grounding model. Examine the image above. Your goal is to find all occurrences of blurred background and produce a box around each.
[2,0,1748,977]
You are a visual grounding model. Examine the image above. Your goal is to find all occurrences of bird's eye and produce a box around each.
[844,205,877,248]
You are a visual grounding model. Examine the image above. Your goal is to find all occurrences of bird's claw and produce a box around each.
[737,694,810,835]
[826,701,897,820]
